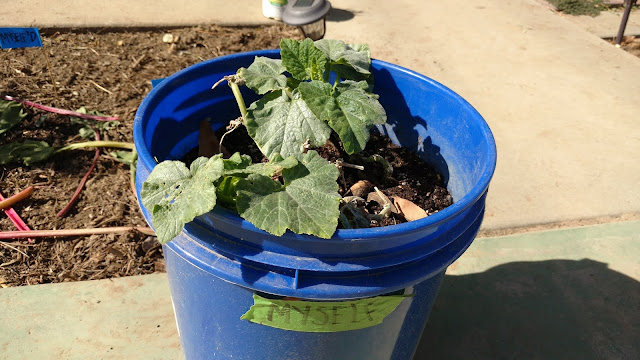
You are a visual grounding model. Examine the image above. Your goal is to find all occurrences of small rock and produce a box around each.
[72,91,79,96]
[162,33,174,43]
[142,236,158,253]
[116,40,124,46]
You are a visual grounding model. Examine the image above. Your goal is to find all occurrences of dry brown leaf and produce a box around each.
[199,119,229,157]
[350,180,372,198]
[391,196,428,221]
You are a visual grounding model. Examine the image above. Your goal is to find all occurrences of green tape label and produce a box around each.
[241,293,411,332]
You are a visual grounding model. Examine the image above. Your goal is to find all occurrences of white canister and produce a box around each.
[262,0,288,20]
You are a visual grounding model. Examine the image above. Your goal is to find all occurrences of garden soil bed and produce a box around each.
[1,24,302,287]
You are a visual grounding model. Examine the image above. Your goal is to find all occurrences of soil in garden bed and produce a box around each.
[0,24,303,287]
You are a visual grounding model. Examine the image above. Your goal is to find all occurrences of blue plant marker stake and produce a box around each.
[0,28,43,49]
[151,78,167,88]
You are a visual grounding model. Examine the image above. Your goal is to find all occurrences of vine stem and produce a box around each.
[228,80,247,120]
[54,141,134,154]
[57,124,101,217]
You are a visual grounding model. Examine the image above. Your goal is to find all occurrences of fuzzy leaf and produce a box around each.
[314,39,371,77]
[245,90,331,160]
[236,151,340,238]
[298,80,386,154]
[0,100,27,136]
[222,152,253,171]
[280,38,327,81]
[238,57,288,95]
[140,156,224,244]
[0,140,55,166]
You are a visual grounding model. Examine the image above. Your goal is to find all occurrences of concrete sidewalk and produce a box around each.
[2,221,638,359]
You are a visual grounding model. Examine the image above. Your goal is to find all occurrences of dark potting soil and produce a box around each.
[207,126,453,228]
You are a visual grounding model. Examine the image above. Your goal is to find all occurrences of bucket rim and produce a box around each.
[133,49,497,241]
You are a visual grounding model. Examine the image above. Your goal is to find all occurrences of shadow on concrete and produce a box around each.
[416,259,640,359]
[327,8,358,22]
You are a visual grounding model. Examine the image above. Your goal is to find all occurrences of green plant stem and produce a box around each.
[324,65,331,83]
[332,77,341,91]
[54,141,134,154]
[229,81,247,120]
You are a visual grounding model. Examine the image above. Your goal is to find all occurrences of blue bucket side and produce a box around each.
[164,243,448,360]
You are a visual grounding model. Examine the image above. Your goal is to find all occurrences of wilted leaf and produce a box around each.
[70,107,119,139]
[391,196,428,221]
[0,140,55,166]
[0,100,27,136]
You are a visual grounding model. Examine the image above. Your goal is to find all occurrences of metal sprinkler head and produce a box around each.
[282,0,332,41]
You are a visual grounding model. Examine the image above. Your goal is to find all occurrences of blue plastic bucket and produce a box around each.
[134,50,496,359]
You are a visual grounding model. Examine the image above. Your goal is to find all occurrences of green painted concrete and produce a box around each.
[0,274,182,359]
[419,221,640,359]
[1,222,638,359]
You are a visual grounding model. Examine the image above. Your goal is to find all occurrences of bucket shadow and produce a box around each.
[373,68,450,187]
[415,259,640,359]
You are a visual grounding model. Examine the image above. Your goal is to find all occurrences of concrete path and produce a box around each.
[2,221,638,359]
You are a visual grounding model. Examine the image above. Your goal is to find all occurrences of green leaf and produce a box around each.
[299,80,386,154]
[245,90,331,160]
[0,100,27,136]
[70,107,119,139]
[314,39,371,77]
[109,150,137,166]
[238,57,288,95]
[215,176,243,211]
[222,152,299,178]
[0,140,55,166]
[236,151,340,238]
[222,152,253,171]
[280,38,327,81]
[140,156,225,244]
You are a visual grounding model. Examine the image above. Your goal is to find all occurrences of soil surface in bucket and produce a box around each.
[0,24,302,287]
[205,127,453,228]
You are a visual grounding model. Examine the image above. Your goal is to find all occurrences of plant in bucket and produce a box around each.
[134,38,496,359]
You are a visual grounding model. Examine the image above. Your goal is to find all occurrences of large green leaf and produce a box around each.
[280,38,327,81]
[140,156,224,244]
[238,57,288,95]
[298,80,386,154]
[0,140,55,166]
[0,100,27,136]
[314,39,371,77]
[236,151,340,238]
[244,90,331,160]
